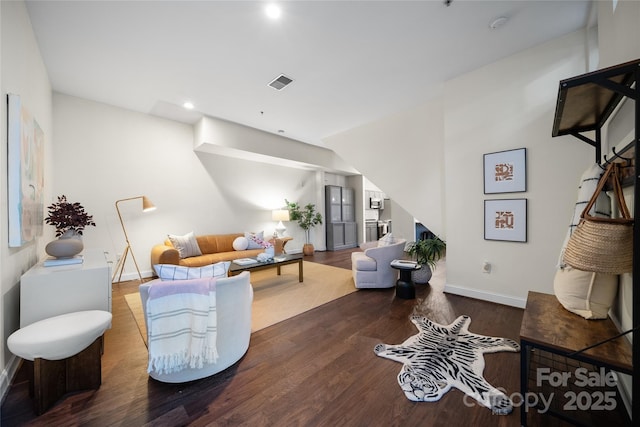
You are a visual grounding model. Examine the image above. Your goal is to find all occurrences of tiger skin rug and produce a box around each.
[374,315,520,415]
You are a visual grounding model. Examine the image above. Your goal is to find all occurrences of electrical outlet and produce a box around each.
[482,261,491,273]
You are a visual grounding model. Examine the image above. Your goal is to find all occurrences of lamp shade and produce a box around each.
[272,209,290,222]
[142,196,156,212]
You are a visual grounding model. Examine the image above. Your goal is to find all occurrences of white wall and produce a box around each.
[323,96,445,243]
[596,0,640,409]
[0,0,52,400]
[598,0,640,334]
[327,29,595,307]
[444,30,593,307]
[195,116,358,175]
[52,93,327,279]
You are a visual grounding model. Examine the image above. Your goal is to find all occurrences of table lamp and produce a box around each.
[272,209,290,238]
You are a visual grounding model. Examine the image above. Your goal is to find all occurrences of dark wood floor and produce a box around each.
[1,248,568,426]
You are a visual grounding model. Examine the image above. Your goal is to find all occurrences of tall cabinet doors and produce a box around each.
[325,185,357,250]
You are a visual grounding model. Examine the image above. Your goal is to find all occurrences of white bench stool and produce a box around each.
[7,310,112,414]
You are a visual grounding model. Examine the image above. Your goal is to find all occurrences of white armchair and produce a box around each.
[351,238,407,289]
[139,271,253,383]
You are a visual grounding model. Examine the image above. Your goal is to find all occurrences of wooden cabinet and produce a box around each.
[326,185,342,222]
[20,249,112,327]
[366,222,378,242]
[344,222,357,247]
[327,223,346,249]
[341,187,355,222]
[327,222,358,250]
[325,185,357,250]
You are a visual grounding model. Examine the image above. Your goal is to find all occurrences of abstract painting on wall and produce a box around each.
[7,93,44,247]
[484,198,527,242]
[483,148,527,194]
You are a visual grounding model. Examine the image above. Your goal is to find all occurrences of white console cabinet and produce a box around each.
[20,249,112,327]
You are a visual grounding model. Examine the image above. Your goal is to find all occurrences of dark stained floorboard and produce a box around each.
[1,248,578,426]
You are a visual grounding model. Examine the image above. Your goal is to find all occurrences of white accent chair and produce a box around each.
[139,271,253,383]
[352,238,407,289]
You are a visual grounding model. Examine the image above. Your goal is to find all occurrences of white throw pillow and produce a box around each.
[154,262,230,280]
[245,231,266,249]
[359,241,378,251]
[233,236,249,251]
[167,231,202,258]
[377,233,396,247]
[553,267,618,319]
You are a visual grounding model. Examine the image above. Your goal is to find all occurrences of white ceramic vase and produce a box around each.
[45,230,84,258]
[265,246,275,258]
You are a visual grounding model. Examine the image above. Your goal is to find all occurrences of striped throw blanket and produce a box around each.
[146,278,218,375]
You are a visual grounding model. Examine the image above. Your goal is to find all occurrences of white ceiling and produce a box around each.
[25,0,592,148]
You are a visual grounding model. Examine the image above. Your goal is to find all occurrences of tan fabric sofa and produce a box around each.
[151,233,274,268]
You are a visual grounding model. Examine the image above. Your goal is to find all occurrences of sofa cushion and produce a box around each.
[196,234,242,254]
[352,252,377,271]
[154,262,230,280]
[167,231,202,258]
[178,249,264,267]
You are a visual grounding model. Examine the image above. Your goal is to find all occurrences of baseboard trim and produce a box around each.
[112,269,155,283]
[0,354,21,406]
[444,283,527,309]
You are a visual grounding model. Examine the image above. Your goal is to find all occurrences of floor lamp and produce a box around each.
[112,195,156,283]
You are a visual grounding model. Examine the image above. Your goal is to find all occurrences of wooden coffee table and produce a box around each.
[228,253,303,282]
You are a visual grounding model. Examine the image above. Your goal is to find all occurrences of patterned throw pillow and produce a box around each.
[154,262,231,280]
[245,231,266,249]
[167,231,202,258]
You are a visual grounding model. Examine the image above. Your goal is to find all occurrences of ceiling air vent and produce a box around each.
[268,74,294,91]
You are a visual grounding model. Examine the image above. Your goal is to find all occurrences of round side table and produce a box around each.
[390,259,421,299]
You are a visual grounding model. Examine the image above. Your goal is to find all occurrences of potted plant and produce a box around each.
[44,195,96,258]
[285,199,323,255]
[406,236,446,284]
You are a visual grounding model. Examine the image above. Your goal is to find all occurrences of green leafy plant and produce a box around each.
[406,236,446,269]
[285,199,323,244]
[45,195,96,237]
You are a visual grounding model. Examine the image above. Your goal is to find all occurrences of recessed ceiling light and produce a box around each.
[489,16,508,30]
[183,101,195,110]
[265,4,281,20]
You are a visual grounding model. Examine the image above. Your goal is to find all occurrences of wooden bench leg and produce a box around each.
[31,336,104,415]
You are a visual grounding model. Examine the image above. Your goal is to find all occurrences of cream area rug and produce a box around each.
[125,261,356,345]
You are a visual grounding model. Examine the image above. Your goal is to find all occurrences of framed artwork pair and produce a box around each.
[483,148,527,242]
